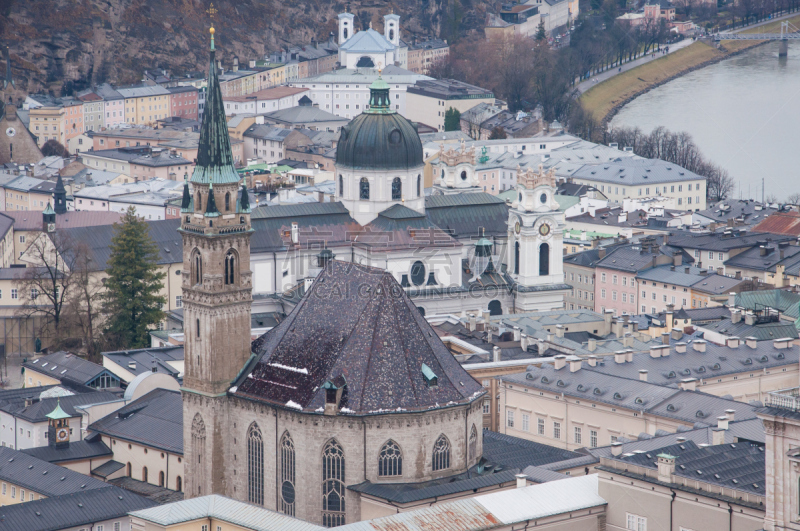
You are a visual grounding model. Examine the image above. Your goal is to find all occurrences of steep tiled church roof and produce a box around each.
[233,261,485,414]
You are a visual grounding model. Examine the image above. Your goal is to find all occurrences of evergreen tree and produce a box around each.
[102,206,166,349]
[535,20,547,42]
[444,107,461,131]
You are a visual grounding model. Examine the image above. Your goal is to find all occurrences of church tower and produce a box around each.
[507,164,569,311]
[53,175,67,214]
[181,25,253,499]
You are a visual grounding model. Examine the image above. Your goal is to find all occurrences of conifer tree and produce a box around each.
[444,107,461,131]
[536,20,547,42]
[102,206,166,349]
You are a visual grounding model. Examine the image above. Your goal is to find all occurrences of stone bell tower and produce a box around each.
[181,25,253,500]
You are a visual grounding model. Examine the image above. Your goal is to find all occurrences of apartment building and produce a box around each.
[77,89,104,132]
[406,38,450,74]
[405,79,495,132]
[223,86,309,116]
[563,247,603,310]
[28,104,66,148]
[167,85,199,120]
[95,83,126,128]
[636,264,745,313]
[2,176,56,212]
[72,178,183,220]
[570,158,707,210]
[668,229,795,274]
[80,146,192,181]
[119,85,172,126]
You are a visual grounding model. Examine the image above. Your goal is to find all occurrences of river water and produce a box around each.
[610,42,800,200]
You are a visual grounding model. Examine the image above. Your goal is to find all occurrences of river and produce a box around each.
[609,41,800,200]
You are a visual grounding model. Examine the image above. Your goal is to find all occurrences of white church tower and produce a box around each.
[384,13,401,46]
[507,164,570,311]
[338,12,355,45]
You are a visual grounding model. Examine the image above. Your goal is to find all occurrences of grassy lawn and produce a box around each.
[580,13,800,120]
[580,42,724,120]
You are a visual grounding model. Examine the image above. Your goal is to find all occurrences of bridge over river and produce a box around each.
[713,21,799,56]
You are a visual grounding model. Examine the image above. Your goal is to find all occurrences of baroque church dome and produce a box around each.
[335,77,424,171]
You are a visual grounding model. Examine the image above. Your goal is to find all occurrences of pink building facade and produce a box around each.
[594,266,639,316]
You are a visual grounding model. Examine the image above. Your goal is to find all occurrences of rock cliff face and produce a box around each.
[2,0,491,96]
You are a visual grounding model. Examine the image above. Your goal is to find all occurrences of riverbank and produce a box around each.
[580,13,800,124]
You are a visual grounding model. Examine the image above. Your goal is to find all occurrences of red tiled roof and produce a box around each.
[752,211,800,236]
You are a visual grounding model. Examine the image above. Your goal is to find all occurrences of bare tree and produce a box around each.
[705,165,736,202]
[62,242,105,361]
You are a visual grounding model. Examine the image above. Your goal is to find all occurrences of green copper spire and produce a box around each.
[366,70,393,114]
[205,181,220,217]
[42,202,55,216]
[191,26,240,185]
[46,399,70,421]
[180,172,192,212]
[238,180,251,213]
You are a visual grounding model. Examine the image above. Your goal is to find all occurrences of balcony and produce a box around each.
[766,387,800,411]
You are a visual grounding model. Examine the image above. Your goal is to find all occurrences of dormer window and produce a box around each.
[421,364,438,387]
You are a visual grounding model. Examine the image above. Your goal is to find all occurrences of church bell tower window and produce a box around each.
[391,177,401,201]
[360,178,370,200]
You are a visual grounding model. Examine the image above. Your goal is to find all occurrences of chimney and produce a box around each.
[493,346,502,363]
[717,416,729,430]
[671,328,683,341]
[731,309,742,324]
[482,310,491,322]
[468,314,477,331]
[685,267,691,274]
[291,222,299,244]
[728,292,737,306]
[611,442,623,456]
[774,338,791,350]
[673,253,681,266]
[603,309,613,331]
[726,337,740,348]
[717,267,723,275]
[555,324,564,338]
[744,312,756,326]
[744,336,757,349]
[626,349,633,363]
[515,474,528,488]
[513,326,521,341]
[692,340,706,352]
[588,355,597,367]
[569,359,582,373]
[554,355,567,370]
[662,332,670,345]
[520,334,529,351]
[725,409,735,421]
[588,338,597,352]
[151,359,157,373]
[639,370,648,382]
[623,334,633,348]
[679,378,697,391]
[675,342,686,354]
[657,454,676,483]
[614,351,626,364]
[712,428,726,446]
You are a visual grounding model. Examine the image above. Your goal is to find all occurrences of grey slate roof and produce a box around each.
[695,200,777,226]
[482,430,582,469]
[595,243,690,273]
[21,436,112,464]
[24,351,110,387]
[668,230,794,252]
[238,262,485,414]
[88,389,183,454]
[723,242,800,272]
[109,476,184,504]
[585,340,798,384]
[0,391,119,423]
[571,158,703,185]
[263,106,348,125]
[698,317,799,341]
[91,459,125,478]
[83,147,191,167]
[0,485,156,531]
[366,205,437,231]
[519,465,569,483]
[424,193,509,238]
[102,346,184,380]
[0,446,111,497]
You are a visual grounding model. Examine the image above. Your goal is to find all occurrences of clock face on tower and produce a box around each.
[5,127,15,138]
[539,223,551,236]
[514,221,521,234]
[56,428,68,442]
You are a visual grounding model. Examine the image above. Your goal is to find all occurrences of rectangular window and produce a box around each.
[601,289,606,299]
[522,413,530,432]
[114,523,121,531]
[574,426,582,444]
[506,409,514,428]
[601,273,606,282]
[483,399,490,414]
[11,486,14,498]
[538,418,545,435]
[612,275,617,285]
[553,422,561,440]
[718,252,723,260]
[11,289,17,299]
[176,296,182,308]
[626,513,647,531]
[590,430,598,448]
[708,251,713,260]
[20,489,24,501]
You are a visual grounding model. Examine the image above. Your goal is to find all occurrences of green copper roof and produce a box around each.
[42,202,55,215]
[238,183,251,213]
[191,30,240,185]
[46,399,71,421]
[204,181,220,217]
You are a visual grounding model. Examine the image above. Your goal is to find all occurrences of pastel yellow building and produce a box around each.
[119,86,173,126]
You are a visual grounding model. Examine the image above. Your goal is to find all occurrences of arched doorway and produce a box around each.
[514,242,520,275]
[417,306,426,317]
[488,300,502,316]
[356,56,375,67]
[539,243,550,276]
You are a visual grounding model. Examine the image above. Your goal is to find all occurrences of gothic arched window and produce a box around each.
[191,415,206,495]
[468,425,478,462]
[176,475,182,492]
[248,422,264,505]
[417,175,421,197]
[432,434,451,471]
[196,192,202,211]
[378,440,403,477]
[225,192,231,211]
[279,432,296,515]
[360,178,370,200]
[339,175,344,197]
[224,250,237,285]
[389,28,395,41]
[539,243,550,276]
[514,241,520,275]
[391,177,401,201]
[191,249,202,285]
[142,466,148,483]
[159,471,165,487]
[322,439,346,527]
